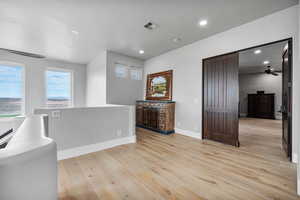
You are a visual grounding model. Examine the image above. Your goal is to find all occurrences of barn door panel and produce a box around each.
[203,53,239,147]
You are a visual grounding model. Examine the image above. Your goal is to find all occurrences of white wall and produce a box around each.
[106,51,144,105]
[86,51,107,106]
[86,50,144,106]
[294,3,300,195]
[0,50,86,114]
[35,105,136,160]
[239,73,282,119]
[144,5,299,161]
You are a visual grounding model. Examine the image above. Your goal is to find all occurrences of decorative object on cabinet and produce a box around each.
[136,100,175,134]
[146,70,173,101]
[248,92,275,119]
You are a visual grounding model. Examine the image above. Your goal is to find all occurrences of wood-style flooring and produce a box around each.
[239,118,288,162]
[58,118,299,200]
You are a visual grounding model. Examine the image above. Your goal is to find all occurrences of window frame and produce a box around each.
[114,62,129,79]
[114,62,143,80]
[44,67,74,108]
[0,61,25,117]
[129,66,143,81]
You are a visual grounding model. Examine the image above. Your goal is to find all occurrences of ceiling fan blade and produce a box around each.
[271,72,279,76]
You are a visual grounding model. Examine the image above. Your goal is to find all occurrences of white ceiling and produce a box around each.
[0,0,297,64]
[239,41,287,74]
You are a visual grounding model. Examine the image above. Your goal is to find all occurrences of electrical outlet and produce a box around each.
[117,129,122,137]
[177,122,181,127]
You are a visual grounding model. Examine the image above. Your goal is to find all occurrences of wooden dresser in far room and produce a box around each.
[247,93,275,119]
[136,100,175,134]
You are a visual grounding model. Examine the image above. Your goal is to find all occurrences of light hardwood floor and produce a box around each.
[239,118,288,162]
[59,118,299,200]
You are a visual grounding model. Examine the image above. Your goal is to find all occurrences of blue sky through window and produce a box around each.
[47,70,71,99]
[0,65,23,98]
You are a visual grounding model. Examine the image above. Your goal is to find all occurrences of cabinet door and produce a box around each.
[259,95,274,118]
[136,105,143,126]
[247,95,256,117]
[150,108,159,129]
[143,107,150,127]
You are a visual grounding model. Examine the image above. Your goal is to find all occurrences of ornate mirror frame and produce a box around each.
[146,70,173,101]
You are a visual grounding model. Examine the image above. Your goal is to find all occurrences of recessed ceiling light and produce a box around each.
[199,19,208,27]
[71,30,79,35]
[263,60,270,65]
[139,50,145,54]
[284,43,288,51]
[254,49,261,54]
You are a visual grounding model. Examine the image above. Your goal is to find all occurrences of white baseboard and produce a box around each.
[293,153,298,163]
[175,128,201,140]
[58,135,136,161]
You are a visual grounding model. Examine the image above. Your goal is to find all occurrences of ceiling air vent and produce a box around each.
[0,48,45,59]
[144,22,158,30]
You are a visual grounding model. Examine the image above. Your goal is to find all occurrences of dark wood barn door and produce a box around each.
[203,53,239,147]
[282,41,292,159]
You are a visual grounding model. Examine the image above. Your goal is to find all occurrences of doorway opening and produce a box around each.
[202,38,292,161]
[238,40,291,161]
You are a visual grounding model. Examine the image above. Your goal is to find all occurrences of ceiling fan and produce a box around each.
[264,66,281,76]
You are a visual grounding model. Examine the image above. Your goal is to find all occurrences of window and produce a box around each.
[115,63,128,78]
[130,67,142,80]
[115,63,142,80]
[46,70,73,108]
[0,64,24,117]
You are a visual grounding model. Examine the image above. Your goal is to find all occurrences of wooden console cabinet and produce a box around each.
[248,93,275,119]
[136,100,175,134]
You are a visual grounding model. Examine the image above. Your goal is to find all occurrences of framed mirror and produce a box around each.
[146,70,173,100]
